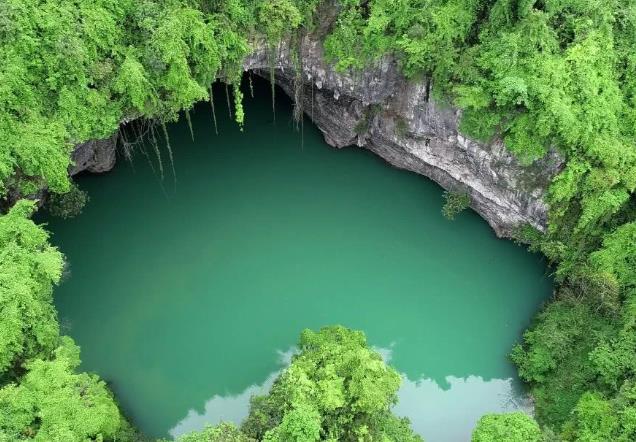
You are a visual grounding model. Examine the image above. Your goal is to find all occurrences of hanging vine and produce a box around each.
[248,72,255,98]
[209,84,218,135]
[224,83,233,120]
[233,83,245,129]
[150,123,164,180]
[160,121,176,184]
[269,45,277,123]
[185,109,195,141]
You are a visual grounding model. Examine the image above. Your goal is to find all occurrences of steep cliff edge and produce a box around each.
[74,37,562,237]
[245,38,563,237]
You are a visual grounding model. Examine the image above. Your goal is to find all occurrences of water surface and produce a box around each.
[44,79,551,441]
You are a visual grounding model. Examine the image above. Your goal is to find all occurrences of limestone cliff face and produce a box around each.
[245,38,563,237]
[70,134,117,176]
[74,37,562,237]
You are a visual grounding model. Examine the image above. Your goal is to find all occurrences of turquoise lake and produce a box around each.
[43,79,552,441]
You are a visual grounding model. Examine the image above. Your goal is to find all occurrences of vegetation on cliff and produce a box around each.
[0,0,284,197]
[0,0,635,440]
[325,0,636,439]
[0,0,314,439]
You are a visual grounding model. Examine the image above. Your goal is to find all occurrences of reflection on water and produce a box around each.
[169,349,294,439]
[169,371,276,438]
[395,375,531,441]
[169,347,532,441]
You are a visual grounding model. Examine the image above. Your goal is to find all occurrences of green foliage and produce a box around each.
[514,223,636,433]
[457,2,636,278]
[323,1,636,438]
[324,0,636,287]
[441,190,470,220]
[511,295,613,428]
[0,337,122,441]
[324,0,482,81]
[323,5,387,71]
[0,202,128,440]
[175,327,420,442]
[565,266,621,316]
[589,295,636,391]
[588,223,636,291]
[0,200,63,377]
[0,0,334,197]
[562,386,636,442]
[234,83,245,129]
[47,184,89,219]
[179,422,255,442]
[472,412,542,442]
[0,0,264,198]
[242,326,421,441]
[257,0,303,43]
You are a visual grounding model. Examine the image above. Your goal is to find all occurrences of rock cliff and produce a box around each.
[74,37,563,237]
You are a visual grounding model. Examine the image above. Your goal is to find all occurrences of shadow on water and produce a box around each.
[42,76,552,441]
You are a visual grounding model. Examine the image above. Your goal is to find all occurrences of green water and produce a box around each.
[44,80,551,441]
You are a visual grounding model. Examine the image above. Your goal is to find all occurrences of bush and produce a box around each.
[442,190,470,220]
[47,184,89,219]
[472,412,542,442]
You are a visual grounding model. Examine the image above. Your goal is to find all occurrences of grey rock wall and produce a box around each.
[73,37,562,237]
[70,134,117,176]
[244,38,563,237]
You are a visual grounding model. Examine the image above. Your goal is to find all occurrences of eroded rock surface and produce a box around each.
[70,134,117,176]
[245,39,563,237]
[73,37,563,237]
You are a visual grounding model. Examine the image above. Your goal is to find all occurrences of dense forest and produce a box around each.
[1,0,635,440]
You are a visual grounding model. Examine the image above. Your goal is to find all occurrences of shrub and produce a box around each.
[442,190,470,220]
[47,184,89,219]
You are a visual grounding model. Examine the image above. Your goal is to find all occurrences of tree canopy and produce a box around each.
[0,201,130,440]
[0,200,62,377]
[0,337,128,441]
[472,412,542,442]
[242,326,421,441]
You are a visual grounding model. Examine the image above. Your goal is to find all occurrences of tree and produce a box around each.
[256,0,302,43]
[179,422,255,442]
[0,200,63,377]
[1,0,636,439]
[0,0,263,199]
[242,326,421,441]
[0,337,123,441]
[47,184,90,219]
[472,412,542,442]
[563,383,636,442]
